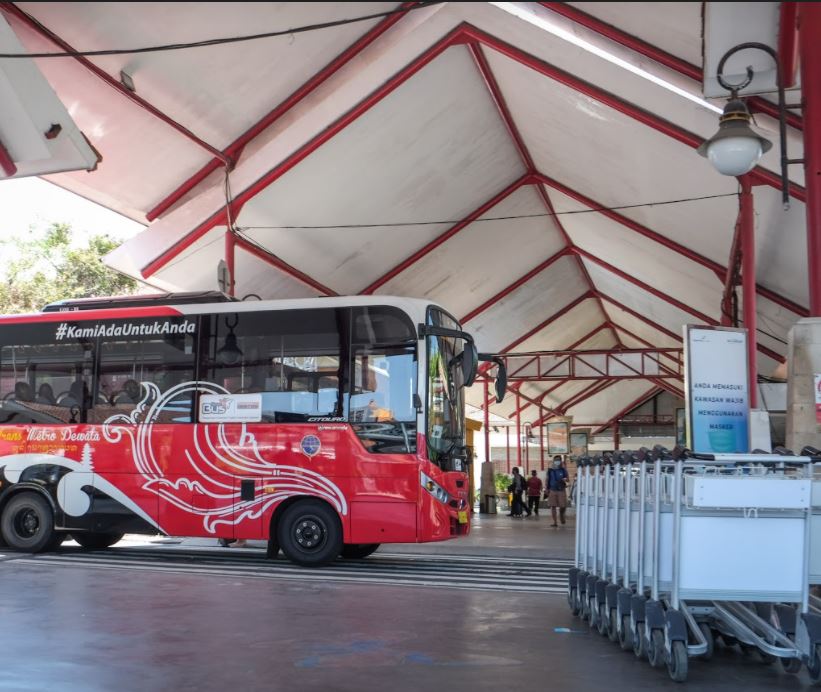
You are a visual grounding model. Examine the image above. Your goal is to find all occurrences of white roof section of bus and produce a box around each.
[5,2,808,430]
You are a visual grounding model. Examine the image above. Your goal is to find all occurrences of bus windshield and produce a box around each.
[425,308,465,468]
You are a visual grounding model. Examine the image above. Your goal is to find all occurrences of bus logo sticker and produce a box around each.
[301,435,321,458]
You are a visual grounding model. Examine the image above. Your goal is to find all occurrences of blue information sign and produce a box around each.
[685,326,750,453]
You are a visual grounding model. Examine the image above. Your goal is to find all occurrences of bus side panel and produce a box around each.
[349,501,417,543]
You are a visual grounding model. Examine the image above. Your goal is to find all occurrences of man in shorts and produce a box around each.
[546,456,569,527]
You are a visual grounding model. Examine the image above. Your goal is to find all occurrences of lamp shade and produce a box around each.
[705,136,764,176]
[697,98,772,177]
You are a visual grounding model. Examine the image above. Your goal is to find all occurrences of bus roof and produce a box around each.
[0,294,451,327]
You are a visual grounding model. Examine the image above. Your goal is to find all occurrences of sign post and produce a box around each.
[684,326,750,453]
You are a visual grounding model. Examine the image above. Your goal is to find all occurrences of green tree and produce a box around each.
[0,223,137,314]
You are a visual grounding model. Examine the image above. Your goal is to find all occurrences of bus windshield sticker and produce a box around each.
[199,393,262,423]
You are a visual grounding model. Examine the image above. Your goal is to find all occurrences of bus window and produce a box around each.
[91,317,196,423]
[200,308,346,423]
[349,307,417,454]
[0,322,93,425]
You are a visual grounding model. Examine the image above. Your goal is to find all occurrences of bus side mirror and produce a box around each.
[494,360,507,403]
[478,354,507,403]
[463,342,478,387]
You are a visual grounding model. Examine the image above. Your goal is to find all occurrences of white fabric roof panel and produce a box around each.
[551,188,724,320]
[466,255,588,353]
[378,184,567,318]
[565,2,703,67]
[510,298,604,352]
[566,379,657,425]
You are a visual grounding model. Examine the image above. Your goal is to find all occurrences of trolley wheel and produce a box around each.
[666,640,688,683]
[277,499,342,567]
[807,644,821,685]
[597,603,609,637]
[778,656,802,675]
[73,532,124,550]
[648,628,666,668]
[719,635,738,649]
[619,615,633,651]
[0,492,56,552]
[758,651,776,665]
[580,596,590,622]
[589,599,599,630]
[608,609,619,643]
[633,622,647,659]
[568,589,580,616]
[340,543,379,559]
[698,623,714,661]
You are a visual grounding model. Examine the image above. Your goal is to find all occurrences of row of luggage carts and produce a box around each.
[567,445,821,682]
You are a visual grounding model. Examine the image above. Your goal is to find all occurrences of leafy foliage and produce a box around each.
[494,472,512,495]
[0,223,137,314]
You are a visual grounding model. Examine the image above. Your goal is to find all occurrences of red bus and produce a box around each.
[0,293,504,566]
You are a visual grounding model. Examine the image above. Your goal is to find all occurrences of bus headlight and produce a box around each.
[421,472,450,505]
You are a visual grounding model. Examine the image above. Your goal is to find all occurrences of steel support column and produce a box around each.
[800,3,821,315]
[484,380,490,463]
[516,391,522,469]
[224,231,236,297]
[506,427,511,473]
[740,178,757,407]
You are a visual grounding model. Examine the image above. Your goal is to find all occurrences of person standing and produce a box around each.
[546,456,569,527]
[526,470,543,517]
[508,467,530,517]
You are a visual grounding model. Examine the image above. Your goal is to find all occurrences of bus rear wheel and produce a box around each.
[73,532,124,550]
[277,499,342,567]
[1,492,55,552]
[341,544,380,559]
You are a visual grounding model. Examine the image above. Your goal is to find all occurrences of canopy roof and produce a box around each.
[3,2,808,429]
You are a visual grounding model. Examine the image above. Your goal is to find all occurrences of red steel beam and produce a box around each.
[362,173,531,295]
[575,247,717,325]
[461,24,806,201]
[649,377,684,399]
[600,290,784,364]
[233,234,338,296]
[740,177,758,407]
[460,246,570,323]
[0,137,17,176]
[779,2,800,89]
[2,4,230,167]
[534,172,809,318]
[800,3,821,316]
[224,231,236,297]
[505,323,611,417]
[467,43,617,343]
[145,2,419,221]
[533,379,617,427]
[720,218,743,326]
[592,386,663,435]
[142,27,467,278]
[498,291,594,355]
[539,2,803,131]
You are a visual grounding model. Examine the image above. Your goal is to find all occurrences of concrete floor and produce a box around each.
[0,514,813,691]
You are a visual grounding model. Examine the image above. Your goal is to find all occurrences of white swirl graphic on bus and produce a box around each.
[102,381,348,533]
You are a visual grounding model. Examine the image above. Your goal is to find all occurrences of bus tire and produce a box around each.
[44,531,67,552]
[1,491,56,552]
[73,532,124,550]
[277,499,342,567]
[340,544,380,559]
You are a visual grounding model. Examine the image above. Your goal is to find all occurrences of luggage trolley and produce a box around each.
[568,446,821,683]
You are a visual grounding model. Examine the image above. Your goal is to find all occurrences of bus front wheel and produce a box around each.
[72,532,124,550]
[1,492,56,552]
[277,499,342,567]
[341,544,380,559]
